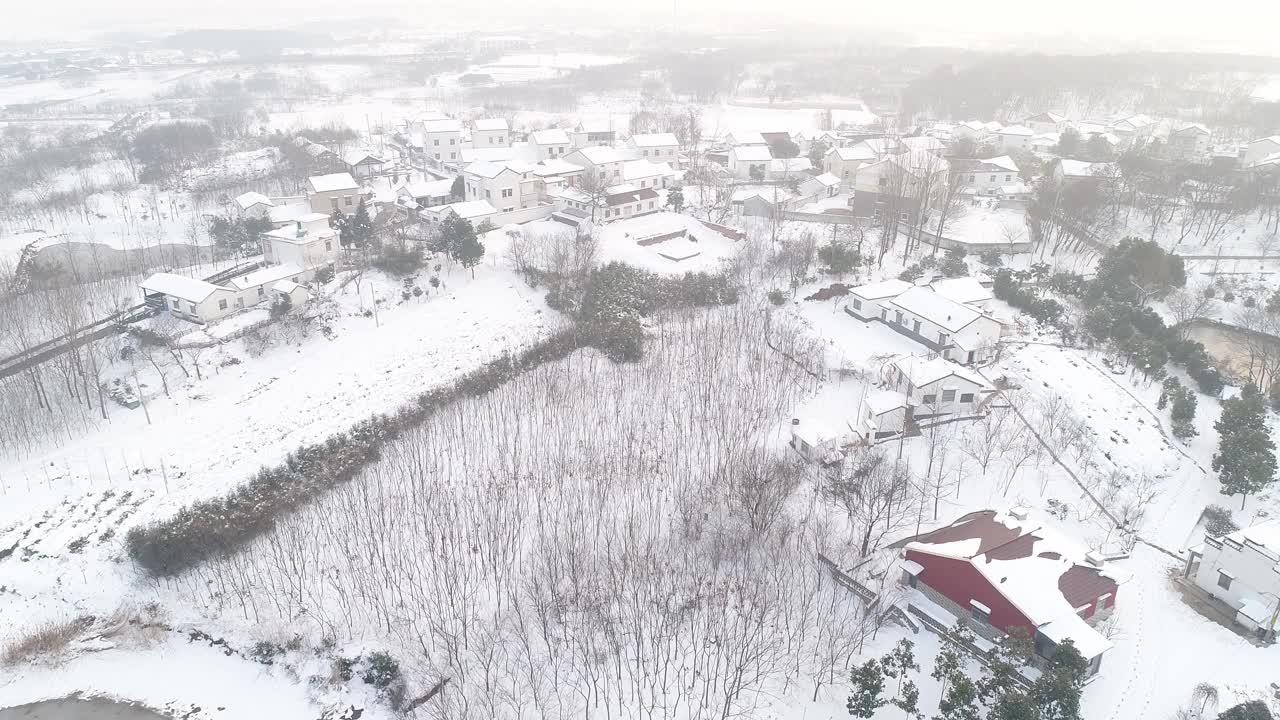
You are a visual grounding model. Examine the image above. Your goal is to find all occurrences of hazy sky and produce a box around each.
[6,0,1280,56]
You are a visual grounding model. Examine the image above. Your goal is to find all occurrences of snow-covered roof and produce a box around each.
[849,278,911,300]
[421,118,463,134]
[572,145,637,165]
[343,149,385,167]
[902,509,1117,659]
[140,273,225,303]
[959,120,986,131]
[985,155,1019,172]
[630,132,679,148]
[534,158,586,176]
[731,145,773,162]
[998,125,1034,137]
[404,178,455,199]
[308,172,359,193]
[892,355,989,388]
[273,279,303,294]
[890,286,982,332]
[622,159,675,181]
[297,212,330,223]
[531,128,571,145]
[813,172,841,187]
[727,131,767,145]
[229,263,305,291]
[1025,112,1066,123]
[1173,122,1210,136]
[435,200,498,220]
[549,186,593,204]
[472,118,509,132]
[930,277,994,305]
[235,191,273,210]
[464,160,516,179]
[831,145,876,162]
[268,202,310,225]
[1216,519,1280,557]
[1057,159,1114,179]
[865,390,909,416]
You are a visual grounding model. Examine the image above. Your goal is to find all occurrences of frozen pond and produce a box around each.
[0,699,169,720]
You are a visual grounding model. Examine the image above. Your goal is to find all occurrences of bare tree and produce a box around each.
[825,449,916,557]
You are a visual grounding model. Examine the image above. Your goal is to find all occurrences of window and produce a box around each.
[218,299,228,310]
[236,298,244,308]
[434,153,441,160]
[485,190,492,199]
[502,188,513,198]
[852,298,863,310]
[939,332,949,345]
[498,136,505,144]
[989,175,996,182]
[878,177,887,187]
[1217,570,1233,590]
[331,197,340,209]
[345,196,353,207]
[648,201,655,209]
[189,302,198,313]
[895,311,904,325]
[880,309,888,320]
[450,152,456,160]
[325,241,332,251]
[970,600,991,624]
[170,298,180,310]
[643,149,649,156]
[967,350,976,364]
[258,287,266,298]
[433,139,440,146]
[960,392,974,403]
[942,389,956,402]
[449,138,455,145]
[1006,174,1012,181]
[923,394,937,404]
[912,320,921,333]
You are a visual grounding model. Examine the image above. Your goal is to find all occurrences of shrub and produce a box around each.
[979,250,1004,267]
[250,640,284,665]
[1244,296,1257,308]
[373,243,425,276]
[2,616,92,665]
[767,289,786,306]
[1202,504,1239,537]
[314,267,335,284]
[361,651,401,688]
[1204,287,1216,298]
[269,294,292,320]
[1223,291,1236,303]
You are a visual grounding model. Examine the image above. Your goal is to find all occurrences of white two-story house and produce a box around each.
[628,133,681,168]
[306,172,361,215]
[531,129,572,161]
[462,160,540,212]
[422,118,464,164]
[564,145,637,185]
[1187,520,1280,642]
[470,118,510,149]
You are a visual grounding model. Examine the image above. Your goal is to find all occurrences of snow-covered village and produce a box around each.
[3,5,1280,720]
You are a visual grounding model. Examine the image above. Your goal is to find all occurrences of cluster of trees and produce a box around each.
[208,215,272,259]
[899,248,970,283]
[991,268,1070,331]
[164,306,884,720]
[1158,377,1199,440]
[130,120,218,183]
[849,628,1090,720]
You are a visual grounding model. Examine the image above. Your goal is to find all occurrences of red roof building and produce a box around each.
[896,509,1118,675]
